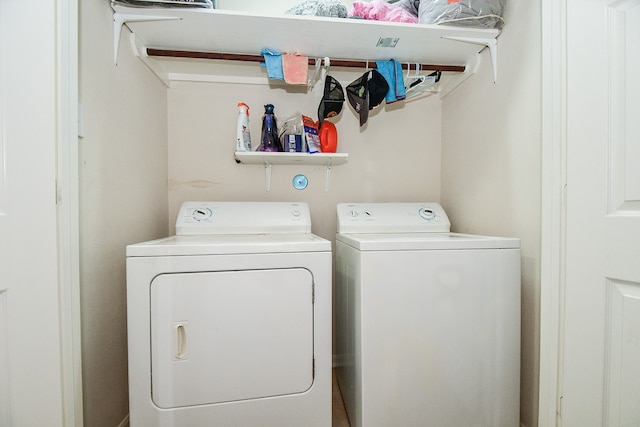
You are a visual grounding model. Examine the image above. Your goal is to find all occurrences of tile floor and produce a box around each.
[332,369,351,427]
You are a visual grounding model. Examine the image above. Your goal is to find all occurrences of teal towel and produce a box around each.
[376,59,406,103]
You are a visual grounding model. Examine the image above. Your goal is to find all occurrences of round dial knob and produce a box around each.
[418,208,435,220]
[192,207,213,221]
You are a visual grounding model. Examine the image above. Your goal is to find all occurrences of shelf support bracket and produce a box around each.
[324,163,332,192]
[113,12,181,65]
[441,36,498,83]
[264,163,272,192]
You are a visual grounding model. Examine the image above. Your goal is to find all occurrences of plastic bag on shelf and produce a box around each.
[111,0,215,8]
[350,0,418,23]
[285,0,348,18]
[418,0,506,29]
[279,112,306,153]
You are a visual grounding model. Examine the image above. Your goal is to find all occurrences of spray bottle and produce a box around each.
[236,102,251,152]
[259,104,282,152]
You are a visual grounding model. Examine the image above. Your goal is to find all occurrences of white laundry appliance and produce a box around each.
[335,202,521,427]
[126,201,331,427]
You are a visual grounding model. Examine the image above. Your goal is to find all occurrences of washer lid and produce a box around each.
[127,233,330,257]
[336,232,520,251]
[176,201,311,235]
[337,202,451,234]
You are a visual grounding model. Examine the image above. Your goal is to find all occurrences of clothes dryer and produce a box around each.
[335,202,520,427]
[126,201,331,427]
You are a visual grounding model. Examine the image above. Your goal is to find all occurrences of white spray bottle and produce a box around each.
[236,102,252,152]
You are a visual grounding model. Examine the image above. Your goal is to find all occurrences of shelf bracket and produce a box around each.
[113,12,181,65]
[324,163,332,192]
[264,163,272,192]
[441,36,498,83]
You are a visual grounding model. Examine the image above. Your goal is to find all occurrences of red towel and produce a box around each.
[283,53,309,85]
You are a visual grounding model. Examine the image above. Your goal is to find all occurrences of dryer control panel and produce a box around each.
[176,201,311,235]
[337,202,451,234]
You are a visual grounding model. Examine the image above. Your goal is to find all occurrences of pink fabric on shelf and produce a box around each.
[282,53,309,85]
[349,0,418,23]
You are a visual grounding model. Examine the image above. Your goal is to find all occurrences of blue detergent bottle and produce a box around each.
[260,104,282,152]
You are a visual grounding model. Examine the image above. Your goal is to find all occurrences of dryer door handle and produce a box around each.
[175,323,188,360]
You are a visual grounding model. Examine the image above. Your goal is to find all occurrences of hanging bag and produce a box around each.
[418,0,506,29]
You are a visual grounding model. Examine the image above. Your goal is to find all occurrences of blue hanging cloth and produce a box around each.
[375,59,406,104]
[260,48,284,81]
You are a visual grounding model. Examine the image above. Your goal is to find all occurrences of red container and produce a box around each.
[319,121,337,153]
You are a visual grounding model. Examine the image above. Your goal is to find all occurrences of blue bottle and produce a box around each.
[260,104,282,152]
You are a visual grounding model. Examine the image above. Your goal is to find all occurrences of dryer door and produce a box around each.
[150,268,314,408]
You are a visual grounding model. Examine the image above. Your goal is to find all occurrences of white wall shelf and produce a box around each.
[234,151,348,192]
[234,151,347,166]
[111,4,500,92]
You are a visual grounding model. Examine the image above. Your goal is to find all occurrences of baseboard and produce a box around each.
[117,414,130,427]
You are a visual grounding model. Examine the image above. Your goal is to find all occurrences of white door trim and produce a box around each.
[57,0,83,425]
[539,0,566,425]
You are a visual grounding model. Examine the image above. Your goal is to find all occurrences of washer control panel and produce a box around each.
[176,201,311,235]
[337,203,451,234]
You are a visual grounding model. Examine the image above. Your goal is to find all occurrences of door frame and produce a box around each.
[57,0,571,424]
[539,0,566,425]
[57,0,83,425]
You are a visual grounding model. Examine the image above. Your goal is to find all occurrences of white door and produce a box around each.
[0,1,77,425]
[562,0,640,425]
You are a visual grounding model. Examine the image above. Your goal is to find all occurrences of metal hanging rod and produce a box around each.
[145,48,466,72]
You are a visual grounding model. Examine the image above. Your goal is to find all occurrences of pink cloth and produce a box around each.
[282,53,309,85]
[349,0,418,23]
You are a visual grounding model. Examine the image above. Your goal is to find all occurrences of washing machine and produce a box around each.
[335,202,521,427]
[126,201,331,427]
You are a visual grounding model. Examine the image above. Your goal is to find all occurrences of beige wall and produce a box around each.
[167,77,442,241]
[440,2,542,427]
[79,2,169,425]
